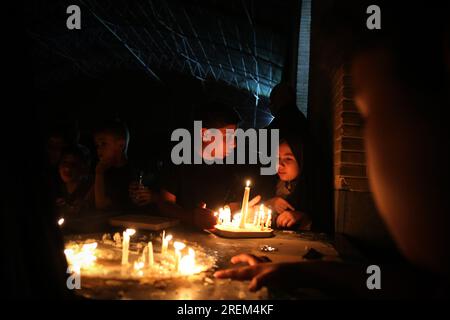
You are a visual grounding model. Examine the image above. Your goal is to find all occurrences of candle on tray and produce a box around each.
[162,234,172,255]
[179,248,196,275]
[260,209,265,230]
[239,180,251,228]
[148,241,154,267]
[121,228,136,266]
[256,204,262,228]
[265,209,272,229]
[252,205,259,225]
[141,246,147,265]
[173,241,186,271]
[161,230,165,249]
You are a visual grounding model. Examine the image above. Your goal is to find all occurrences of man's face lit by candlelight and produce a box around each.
[202,124,237,160]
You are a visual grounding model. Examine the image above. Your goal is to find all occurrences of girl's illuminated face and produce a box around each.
[277,142,300,182]
[59,154,84,184]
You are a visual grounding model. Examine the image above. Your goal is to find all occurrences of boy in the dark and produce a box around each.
[93,118,134,211]
[158,102,253,229]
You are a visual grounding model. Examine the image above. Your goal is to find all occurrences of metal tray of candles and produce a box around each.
[211,203,275,238]
[210,226,274,238]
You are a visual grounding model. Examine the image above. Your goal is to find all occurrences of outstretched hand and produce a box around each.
[265,197,294,214]
[230,253,272,266]
[214,262,298,292]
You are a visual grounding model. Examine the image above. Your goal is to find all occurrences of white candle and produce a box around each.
[256,204,262,227]
[179,248,196,275]
[162,234,172,256]
[173,241,186,271]
[260,210,265,230]
[239,180,251,228]
[148,241,154,267]
[214,210,220,225]
[265,210,272,229]
[253,203,264,226]
[121,228,136,266]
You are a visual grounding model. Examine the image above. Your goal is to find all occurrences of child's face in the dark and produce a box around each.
[277,142,299,182]
[59,154,84,183]
[94,133,125,163]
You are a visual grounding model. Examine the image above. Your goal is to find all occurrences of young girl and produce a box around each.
[264,136,311,230]
[55,145,93,219]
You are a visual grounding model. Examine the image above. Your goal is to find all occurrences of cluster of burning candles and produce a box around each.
[64,229,199,276]
[214,180,272,231]
[64,242,98,274]
[126,230,198,276]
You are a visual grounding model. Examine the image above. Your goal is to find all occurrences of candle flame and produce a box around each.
[165,234,173,242]
[246,180,250,187]
[134,261,145,270]
[215,206,232,226]
[179,247,197,275]
[125,228,136,236]
[173,241,186,251]
[64,242,98,270]
[58,218,65,226]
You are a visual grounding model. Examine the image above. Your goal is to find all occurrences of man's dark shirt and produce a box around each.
[160,162,250,211]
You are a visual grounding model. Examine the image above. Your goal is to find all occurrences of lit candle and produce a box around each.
[214,210,219,225]
[57,218,65,226]
[239,180,251,228]
[232,212,241,227]
[173,241,186,271]
[113,233,121,247]
[141,246,147,265]
[256,204,264,226]
[121,228,136,266]
[179,248,196,275]
[265,209,272,229]
[148,241,154,267]
[256,204,263,227]
[162,234,172,256]
[260,210,265,230]
[133,261,144,277]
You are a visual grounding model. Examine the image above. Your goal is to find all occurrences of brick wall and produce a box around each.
[332,65,368,192]
[332,65,394,250]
